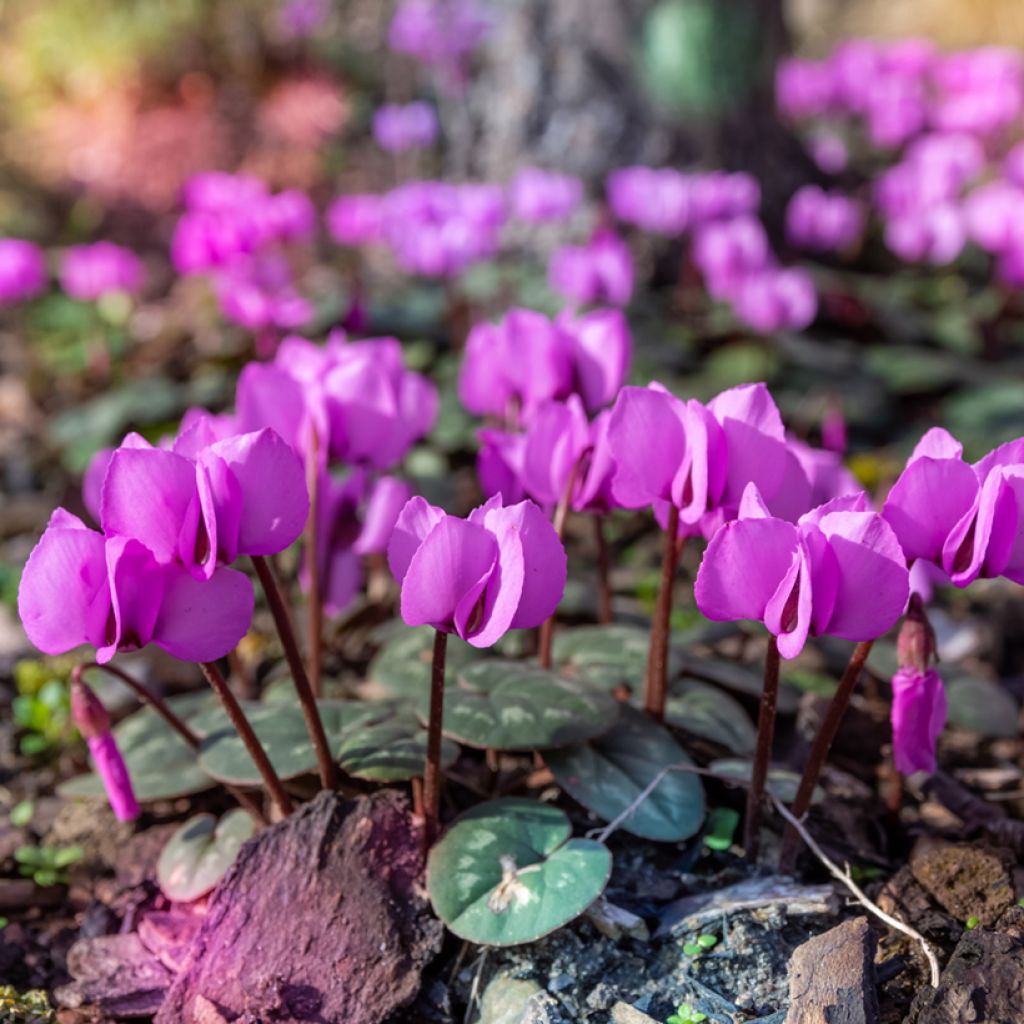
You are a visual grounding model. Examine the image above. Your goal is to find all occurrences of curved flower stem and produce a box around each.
[644,505,682,721]
[74,661,268,825]
[305,430,323,699]
[423,629,449,852]
[251,555,339,790]
[201,661,293,819]
[594,515,613,625]
[538,454,585,670]
[779,639,874,871]
[745,636,781,863]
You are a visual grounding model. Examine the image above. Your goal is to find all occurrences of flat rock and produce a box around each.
[784,917,879,1024]
[57,934,172,1018]
[155,789,441,1024]
[909,837,1014,926]
[913,926,1024,1023]
[476,975,564,1024]
[610,1004,658,1024]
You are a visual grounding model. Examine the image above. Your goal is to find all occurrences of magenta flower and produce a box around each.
[258,189,317,243]
[477,428,527,504]
[183,172,268,212]
[510,167,583,224]
[521,396,591,509]
[388,495,566,647]
[882,428,1024,587]
[785,186,865,254]
[71,679,140,822]
[100,427,309,580]
[326,194,385,247]
[215,253,312,334]
[788,437,862,509]
[883,204,966,265]
[18,510,253,664]
[0,239,47,303]
[687,172,761,225]
[607,167,690,235]
[696,487,910,659]
[891,667,947,775]
[775,57,835,120]
[557,308,632,414]
[549,229,633,308]
[388,0,490,87]
[733,267,818,334]
[691,216,771,301]
[373,102,439,153]
[61,242,143,302]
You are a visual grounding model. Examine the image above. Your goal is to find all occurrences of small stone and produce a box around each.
[585,982,615,1011]
[611,1003,659,1024]
[585,896,650,941]
[547,972,574,992]
[909,837,1014,926]
[476,975,564,1024]
[784,917,879,1024]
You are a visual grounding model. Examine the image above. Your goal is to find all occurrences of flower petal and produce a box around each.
[891,667,946,775]
[455,517,525,647]
[387,496,446,583]
[354,476,412,556]
[97,537,166,663]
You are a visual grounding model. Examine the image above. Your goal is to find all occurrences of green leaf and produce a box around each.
[678,653,801,715]
[709,758,822,804]
[662,681,756,753]
[703,806,739,851]
[10,800,34,827]
[696,933,718,949]
[58,694,225,802]
[422,661,620,751]
[945,674,1019,738]
[157,810,254,903]
[336,709,459,782]
[546,704,705,841]
[364,626,484,699]
[427,798,611,946]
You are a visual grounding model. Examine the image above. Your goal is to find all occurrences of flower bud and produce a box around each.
[70,678,110,740]
[896,592,937,673]
[891,666,947,775]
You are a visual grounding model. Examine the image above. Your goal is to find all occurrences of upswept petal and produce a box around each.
[523,397,589,507]
[388,496,446,582]
[97,537,166,663]
[573,410,617,513]
[235,362,309,457]
[477,429,527,504]
[1000,468,1024,584]
[563,308,631,413]
[941,467,1016,585]
[354,476,412,556]
[910,427,963,462]
[455,517,525,647]
[763,544,813,659]
[458,322,512,417]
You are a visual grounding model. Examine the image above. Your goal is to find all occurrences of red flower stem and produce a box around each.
[305,429,323,699]
[74,661,268,825]
[594,515,613,625]
[538,453,586,669]
[745,635,781,863]
[251,555,338,790]
[202,661,293,820]
[423,629,449,851]
[778,639,874,871]
[644,505,682,721]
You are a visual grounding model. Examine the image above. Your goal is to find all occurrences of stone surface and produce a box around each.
[913,926,1024,1023]
[909,837,1014,926]
[784,917,879,1024]
[611,1003,659,1024]
[155,789,441,1024]
[476,975,564,1024]
[57,934,172,1018]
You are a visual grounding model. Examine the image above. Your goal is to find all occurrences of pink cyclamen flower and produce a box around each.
[0,240,47,303]
[548,229,633,307]
[733,267,818,334]
[71,679,140,822]
[687,172,761,225]
[388,495,566,647]
[691,216,771,301]
[883,203,966,265]
[510,167,583,224]
[326,194,385,247]
[695,487,910,659]
[18,510,253,664]
[60,242,143,302]
[891,667,947,775]
[882,428,1024,587]
[373,102,439,153]
[100,427,309,580]
[477,428,527,505]
[607,167,690,235]
[785,186,865,253]
[556,307,632,414]
[775,57,835,120]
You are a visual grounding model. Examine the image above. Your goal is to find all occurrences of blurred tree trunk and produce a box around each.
[462,0,812,219]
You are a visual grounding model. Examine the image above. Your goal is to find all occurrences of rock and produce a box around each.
[476,974,564,1024]
[913,926,1024,1023]
[611,1003,659,1024]
[909,837,1014,926]
[156,790,441,1024]
[584,896,649,942]
[876,866,961,948]
[784,917,879,1024]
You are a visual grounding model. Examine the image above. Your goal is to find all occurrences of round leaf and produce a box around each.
[677,653,800,714]
[365,626,484,699]
[945,674,1019,739]
[709,758,823,804]
[427,798,611,946]
[663,681,756,754]
[423,661,620,751]
[546,704,706,841]
[336,710,459,782]
[157,810,254,903]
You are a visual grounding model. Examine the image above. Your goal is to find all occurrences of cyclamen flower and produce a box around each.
[61,243,143,302]
[326,194,385,246]
[557,308,632,414]
[733,267,818,334]
[785,186,865,253]
[776,57,835,120]
[607,167,689,235]
[215,254,312,334]
[71,679,139,822]
[388,495,566,647]
[691,216,771,301]
[100,427,309,581]
[687,172,761,225]
[373,102,439,153]
[695,488,910,659]
[882,428,1024,587]
[884,204,966,265]
[549,230,633,308]
[18,510,253,664]
[477,429,527,505]
[891,667,947,774]
[510,167,583,224]
[0,240,47,303]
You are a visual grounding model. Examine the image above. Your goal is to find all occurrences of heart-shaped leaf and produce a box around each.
[198,700,380,785]
[709,758,823,804]
[157,809,255,903]
[336,709,459,782]
[663,681,756,754]
[427,798,611,946]
[58,694,226,802]
[364,626,484,699]
[546,704,705,841]
[422,661,620,751]
[945,674,1019,738]
[677,653,800,715]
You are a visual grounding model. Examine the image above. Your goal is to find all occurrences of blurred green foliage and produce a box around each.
[12,658,73,757]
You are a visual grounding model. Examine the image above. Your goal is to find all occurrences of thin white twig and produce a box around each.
[769,794,942,989]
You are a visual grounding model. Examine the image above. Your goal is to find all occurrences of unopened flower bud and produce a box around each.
[896,592,937,673]
[70,678,110,740]
[891,666,947,776]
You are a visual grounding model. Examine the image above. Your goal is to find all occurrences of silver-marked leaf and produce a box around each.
[677,653,800,715]
[337,710,459,782]
[427,798,611,946]
[945,674,1019,738]
[546,704,705,841]
[157,809,254,903]
[58,694,226,802]
[709,758,823,804]
[663,681,756,754]
[364,625,484,699]
[422,661,620,751]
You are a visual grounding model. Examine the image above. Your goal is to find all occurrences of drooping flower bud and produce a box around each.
[71,678,140,822]
[896,592,937,673]
[891,666,947,775]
